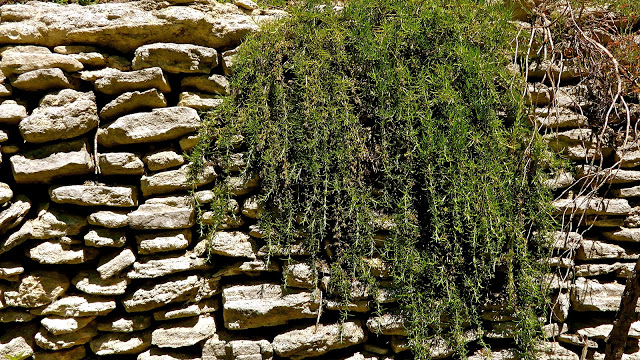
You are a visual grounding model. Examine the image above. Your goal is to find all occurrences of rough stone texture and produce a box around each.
[531,107,588,129]
[50,184,137,207]
[235,0,259,11]
[222,283,319,330]
[0,262,23,282]
[98,107,200,146]
[553,196,631,216]
[127,254,210,279]
[152,315,216,348]
[41,316,96,335]
[123,274,210,312]
[0,52,83,75]
[97,314,152,333]
[36,295,117,317]
[98,152,145,176]
[94,67,170,95]
[182,74,230,95]
[11,68,76,91]
[283,261,315,289]
[72,271,128,296]
[604,228,640,242]
[10,139,94,183]
[84,228,127,248]
[0,2,260,53]
[141,164,216,197]
[136,230,191,255]
[544,128,612,160]
[97,247,136,279]
[209,231,257,259]
[536,342,579,360]
[203,335,273,360]
[128,202,195,230]
[177,91,223,111]
[3,271,69,308]
[33,346,86,360]
[19,90,98,143]
[576,239,638,260]
[34,324,97,351]
[100,89,167,121]
[133,43,218,74]
[575,262,635,278]
[144,150,185,171]
[0,100,27,124]
[139,348,202,360]
[88,210,129,228]
[0,183,13,206]
[366,314,406,336]
[26,240,99,265]
[153,298,219,321]
[272,321,367,360]
[90,331,152,355]
[0,195,31,237]
[572,277,635,311]
[0,323,37,360]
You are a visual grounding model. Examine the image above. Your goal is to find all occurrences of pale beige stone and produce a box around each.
[98,107,200,147]
[209,231,257,259]
[11,68,76,91]
[553,196,631,216]
[272,321,366,360]
[36,295,116,317]
[531,107,588,129]
[0,183,12,206]
[90,331,152,355]
[122,274,211,312]
[0,2,260,52]
[153,298,219,321]
[222,283,319,330]
[575,262,635,278]
[88,210,129,228]
[0,83,11,97]
[202,335,273,360]
[179,134,199,151]
[182,74,230,95]
[34,324,97,351]
[141,164,216,197]
[127,254,210,279]
[177,91,223,111]
[572,277,637,311]
[128,202,195,230]
[0,100,27,124]
[41,316,96,335]
[616,142,640,168]
[133,43,218,74]
[97,314,152,333]
[536,342,579,360]
[26,240,99,265]
[19,90,97,143]
[98,152,145,176]
[152,315,216,348]
[94,67,170,95]
[97,247,136,279]
[241,196,263,218]
[137,230,191,254]
[73,271,128,296]
[613,184,640,197]
[138,348,202,360]
[144,150,185,171]
[0,52,83,75]
[604,227,640,242]
[0,45,51,56]
[0,195,31,243]
[100,89,167,120]
[4,270,69,308]
[234,0,258,10]
[283,261,316,289]
[366,314,406,336]
[0,323,37,360]
[544,128,612,160]
[50,184,138,207]
[226,173,259,196]
[69,52,107,67]
[0,262,24,281]
[10,139,94,184]
[84,228,127,247]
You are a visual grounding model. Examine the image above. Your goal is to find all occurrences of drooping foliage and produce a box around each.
[190,0,557,358]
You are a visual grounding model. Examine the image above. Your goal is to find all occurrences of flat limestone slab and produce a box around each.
[94,67,170,95]
[97,107,200,147]
[133,43,218,74]
[100,89,167,121]
[0,2,260,53]
[50,185,138,207]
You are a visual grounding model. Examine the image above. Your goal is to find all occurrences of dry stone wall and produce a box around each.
[0,0,632,359]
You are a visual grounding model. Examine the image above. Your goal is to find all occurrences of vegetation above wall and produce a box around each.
[190,0,558,358]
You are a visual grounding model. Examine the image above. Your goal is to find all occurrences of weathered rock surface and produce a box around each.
[36,295,117,317]
[0,195,31,237]
[572,278,635,311]
[41,316,96,335]
[137,230,191,255]
[138,348,202,360]
[153,298,219,321]
[140,164,216,196]
[553,196,631,216]
[0,323,37,360]
[0,262,23,282]
[11,139,94,184]
[90,331,152,355]
[98,107,200,146]
[73,271,128,296]
[97,314,152,333]
[127,254,210,279]
[575,262,635,278]
[544,129,612,160]
[222,283,319,330]
[33,346,86,360]
[203,335,273,360]
[0,100,27,124]
[272,321,366,360]
[4,205,85,242]
[84,228,127,248]
[50,184,137,207]
[98,152,145,175]
[182,74,230,95]
[531,107,588,129]
[0,52,83,75]
[122,274,214,312]
[366,314,406,336]
[133,43,218,74]
[88,210,129,228]
[0,2,260,53]
[0,183,12,206]
[283,261,315,289]
[94,67,170,95]
[576,239,638,260]
[4,271,69,308]
[177,91,223,111]
[209,231,257,259]
[152,315,216,348]
[99,89,167,121]
[128,202,195,230]
[35,324,97,351]
[536,342,579,360]
[97,247,136,279]
[26,240,99,265]
[144,150,185,171]
[11,68,76,91]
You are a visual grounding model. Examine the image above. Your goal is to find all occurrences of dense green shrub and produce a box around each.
[190,0,557,358]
